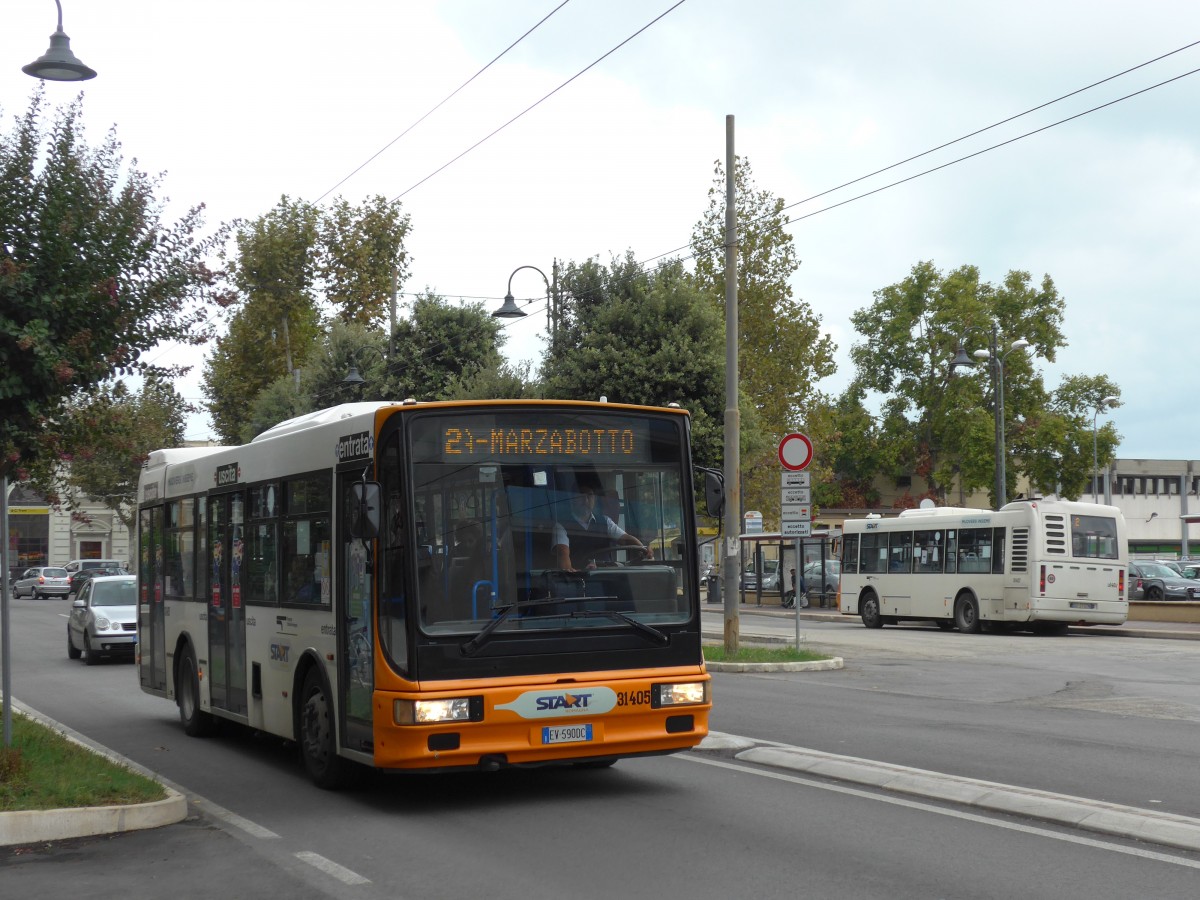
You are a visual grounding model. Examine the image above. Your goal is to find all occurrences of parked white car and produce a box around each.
[67,574,138,665]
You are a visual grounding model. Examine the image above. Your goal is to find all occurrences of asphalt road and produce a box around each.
[4,597,1200,898]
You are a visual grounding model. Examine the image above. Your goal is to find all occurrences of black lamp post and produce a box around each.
[341,346,388,393]
[1092,395,1119,503]
[492,263,560,338]
[22,1,96,81]
[950,323,1030,509]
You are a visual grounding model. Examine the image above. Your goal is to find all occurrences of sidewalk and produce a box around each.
[705,597,1200,642]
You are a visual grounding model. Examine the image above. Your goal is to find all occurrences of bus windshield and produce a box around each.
[406,410,691,637]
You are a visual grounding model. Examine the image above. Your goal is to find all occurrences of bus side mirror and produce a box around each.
[703,469,725,519]
[349,482,382,539]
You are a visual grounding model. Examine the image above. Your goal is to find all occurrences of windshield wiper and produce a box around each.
[460,594,592,656]
[566,609,669,645]
[459,594,667,655]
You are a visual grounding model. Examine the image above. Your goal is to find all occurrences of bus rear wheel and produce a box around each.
[955,595,981,634]
[300,668,358,790]
[860,592,883,628]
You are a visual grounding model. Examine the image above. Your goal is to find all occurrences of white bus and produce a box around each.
[136,400,715,787]
[839,499,1128,633]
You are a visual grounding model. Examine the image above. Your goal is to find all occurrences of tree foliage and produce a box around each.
[0,89,225,480]
[203,194,410,444]
[542,255,727,469]
[321,195,411,327]
[690,156,837,433]
[236,296,511,442]
[845,261,1120,507]
[24,377,188,540]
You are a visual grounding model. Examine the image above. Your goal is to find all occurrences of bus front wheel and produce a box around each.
[955,595,982,634]
[861,593,883,629]
[178,647,216,737]
[300,668,358,790]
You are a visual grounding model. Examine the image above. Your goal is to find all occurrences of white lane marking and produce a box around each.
[682,755,1200,871]
[190,798,280,839]
[295,850,372,885]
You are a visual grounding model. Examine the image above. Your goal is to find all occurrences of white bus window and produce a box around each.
[860,532,887,574]
[888,532,914,573]
[914,529,944,574]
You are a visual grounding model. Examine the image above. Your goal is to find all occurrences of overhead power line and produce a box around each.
[391,0,690,201]
[312,0,575,204]
[643,39,1200,269]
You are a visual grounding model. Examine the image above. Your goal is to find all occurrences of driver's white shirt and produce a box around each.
[552,513,625,549]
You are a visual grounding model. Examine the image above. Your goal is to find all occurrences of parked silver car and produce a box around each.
[13,566,70,599]
[802,559,842,600]
[67,574,138,665]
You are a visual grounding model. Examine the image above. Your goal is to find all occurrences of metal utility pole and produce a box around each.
[2,476,11,747]
[722,115,741,655]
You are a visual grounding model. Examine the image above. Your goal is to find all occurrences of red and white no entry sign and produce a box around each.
[778,432,813,471]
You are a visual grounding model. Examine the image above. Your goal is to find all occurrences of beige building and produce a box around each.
[815,458,1200,558]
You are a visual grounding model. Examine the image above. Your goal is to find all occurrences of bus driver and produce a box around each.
[552,480,651,571]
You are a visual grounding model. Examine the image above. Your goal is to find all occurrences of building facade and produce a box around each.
[4,481,132,583]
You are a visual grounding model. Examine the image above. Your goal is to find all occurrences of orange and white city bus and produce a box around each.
[838,499,1128,633]
[136,400,715,787]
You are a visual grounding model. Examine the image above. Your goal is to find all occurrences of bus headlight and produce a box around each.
[394,697,481,725]
[652,682,708,708]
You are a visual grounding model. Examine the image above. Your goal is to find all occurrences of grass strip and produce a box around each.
[703,645,828,663]
[0,708,166,812]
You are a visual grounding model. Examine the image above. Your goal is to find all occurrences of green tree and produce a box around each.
[1,90,224,480]
[377,294,505,402]
[444,359,539,401]
[690,157,837,432]
[237,297,511,442]
[1022,375,1122,500]
[24,377,189,545]
[689,157,836,523]
[848,261,1115,507]
[203,196,321,443]
[203,195,414,442]
[542,255,727,469]
[321,195,411,327]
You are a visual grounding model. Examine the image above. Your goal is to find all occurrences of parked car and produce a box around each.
[802,559,842,600]
[69,566,129,595]
[1127,561,1193,601]
[64,558,124,596]
[12,566,71,599]
[67,574,138,665]
[1155,559,1185,576]
[742,559,780,592]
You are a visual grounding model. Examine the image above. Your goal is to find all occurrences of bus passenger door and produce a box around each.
[208,492,248,716]
[338,469,374,754]
[138,506,167,692]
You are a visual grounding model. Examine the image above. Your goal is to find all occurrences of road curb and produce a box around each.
[695,733,1200,853]
[0,701,187,848]
[704,657,844,673]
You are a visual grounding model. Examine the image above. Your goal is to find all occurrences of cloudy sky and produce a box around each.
[4,1,1198,460]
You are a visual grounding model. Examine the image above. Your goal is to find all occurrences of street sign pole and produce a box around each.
[778,433,814,648]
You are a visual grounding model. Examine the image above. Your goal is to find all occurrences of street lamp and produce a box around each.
[22,1,96,81]
[492,262,561,338]
[950,323,1030,509]
[341,345,388,392]
[1092,395,1118,503]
